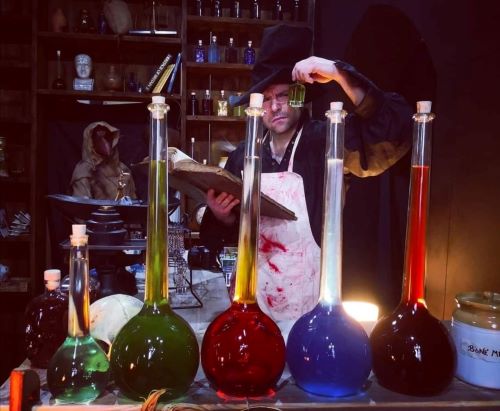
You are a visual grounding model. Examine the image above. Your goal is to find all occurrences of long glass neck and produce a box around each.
[145,101,169,307]
[319,109,345,306]
[233,107,264,304]
[401,112,435,304]
[68,238,89,337]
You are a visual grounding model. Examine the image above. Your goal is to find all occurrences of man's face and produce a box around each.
[262,84,301,136]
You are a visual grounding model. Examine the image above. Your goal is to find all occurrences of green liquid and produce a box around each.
[110,158,199,401]
[47,335,110,404]
[110,304,199,401]
[288,82,305,107]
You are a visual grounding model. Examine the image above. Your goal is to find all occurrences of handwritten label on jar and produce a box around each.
[452,318,500,389]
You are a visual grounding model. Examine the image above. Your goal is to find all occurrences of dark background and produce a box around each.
[314,0,500,317]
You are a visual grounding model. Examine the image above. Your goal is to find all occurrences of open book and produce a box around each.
[168,148,296,221]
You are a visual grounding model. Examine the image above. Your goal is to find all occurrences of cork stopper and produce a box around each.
[44,269,61,282]
[152,95,165,104]
[72,224,86,237]
[330,101,343,111]
[417,101,432,113]
[249,93,264,108]
[44,269,61,291]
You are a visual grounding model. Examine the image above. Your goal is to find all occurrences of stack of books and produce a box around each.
[144,52,182,94]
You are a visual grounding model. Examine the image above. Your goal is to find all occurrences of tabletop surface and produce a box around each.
[1,272,500,410]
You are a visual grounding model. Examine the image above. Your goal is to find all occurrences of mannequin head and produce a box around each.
[91,125,114,158]
[75,53,92,79]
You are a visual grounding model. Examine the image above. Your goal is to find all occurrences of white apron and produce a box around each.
[258,129,321,321]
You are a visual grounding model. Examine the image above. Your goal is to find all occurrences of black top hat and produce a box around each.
[229,24,313,107]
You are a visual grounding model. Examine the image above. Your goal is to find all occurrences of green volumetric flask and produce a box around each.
[110,96,199,402]
[47,224,110,404]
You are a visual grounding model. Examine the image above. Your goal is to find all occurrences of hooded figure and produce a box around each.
[70,121,136,200]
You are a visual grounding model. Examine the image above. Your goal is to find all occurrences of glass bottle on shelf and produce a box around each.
[110,96,199,401]
[188,91,199,115]
[208,35,220,63]
[251,0,260,19]
[126,72,138,92]
[194,39,206,63]
[286,102,372,397]
[225,37,238,63]
[190,137,196,160]
[0,137,8,177]
[272,0,283,20]
[202,89,213,115]
[47,225,110,404]
[24,269,68,368]
[201,93,286,396]
[217,90,228,116]
[232,92,245,117]
[244,40,256,64]
[212,0,222,17]
[194,0,203,16]
[291,0,301,21]
[370,101,456,396]
[231,0,241,18]
[52,50,66,90]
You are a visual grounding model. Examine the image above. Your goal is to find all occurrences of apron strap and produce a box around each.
[288,127,303,172]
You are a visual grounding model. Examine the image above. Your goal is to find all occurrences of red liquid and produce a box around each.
[370,165,456,395]
[201,302,285,397]
[403,165,429,303]
[370,302,456,395]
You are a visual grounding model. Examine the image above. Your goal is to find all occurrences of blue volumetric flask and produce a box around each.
[286,102,372,397]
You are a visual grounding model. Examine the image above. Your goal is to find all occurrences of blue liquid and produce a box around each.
[286,303,372,397]
[47,335,110,404]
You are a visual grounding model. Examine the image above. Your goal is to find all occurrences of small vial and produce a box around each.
[194,39,206,63]
[188,91,199,115]
[217,90,228,116]
[231,0,241,18]
[251,0,260,19]
[208,35,220,63]
[225,37,238,63]
[273,0,283,20]
[202,89,213,115]
[243,40,255,65]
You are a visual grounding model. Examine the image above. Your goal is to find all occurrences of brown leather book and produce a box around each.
[168,148,296,221]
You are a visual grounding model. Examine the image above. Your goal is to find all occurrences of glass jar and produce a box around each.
[452,291,500,389]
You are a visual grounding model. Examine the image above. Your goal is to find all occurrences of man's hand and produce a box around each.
[292,56,340,84]
[206,189,240,226]
[292,56,366,106]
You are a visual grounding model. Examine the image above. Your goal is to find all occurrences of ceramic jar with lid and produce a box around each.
[452,291,500,389]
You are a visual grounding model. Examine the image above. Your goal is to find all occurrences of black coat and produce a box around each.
[200,63,413,254]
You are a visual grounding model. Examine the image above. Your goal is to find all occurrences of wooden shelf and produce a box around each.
[0,117,31,125]
[186,62,253,75]
[186,115,246,123]
[37,31,181,45]
[37,89,181,102]
[186,15,309,32]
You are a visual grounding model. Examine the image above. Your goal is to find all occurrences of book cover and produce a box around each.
[152,63,175,93]
[144,53,173,92]
[166,52,182,94]
[167,148,296,221]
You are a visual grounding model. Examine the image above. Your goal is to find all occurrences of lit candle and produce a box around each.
[343,301,379,335]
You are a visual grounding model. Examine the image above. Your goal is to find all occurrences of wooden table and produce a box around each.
[1,273,500,410]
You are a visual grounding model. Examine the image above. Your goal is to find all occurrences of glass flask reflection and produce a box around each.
[370,101,456,396]
[286,102,372,397]
[201,93,285,397]
[110,96,199,401]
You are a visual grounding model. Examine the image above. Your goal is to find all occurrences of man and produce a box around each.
[200,24,412,321]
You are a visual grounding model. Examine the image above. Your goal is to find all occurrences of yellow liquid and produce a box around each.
[145,159,168,305]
